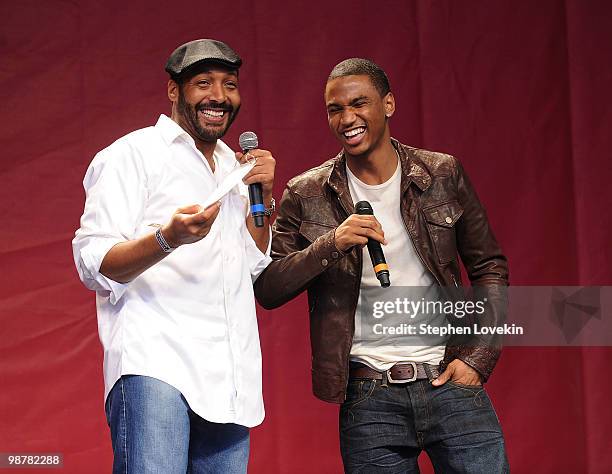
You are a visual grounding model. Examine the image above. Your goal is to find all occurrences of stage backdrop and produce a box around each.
[1,1,611,472]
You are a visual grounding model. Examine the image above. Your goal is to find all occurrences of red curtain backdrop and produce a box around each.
[1,1,611,472]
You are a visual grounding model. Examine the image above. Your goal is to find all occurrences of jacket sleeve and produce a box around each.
[253,186,345,309]
[443,158,509,381]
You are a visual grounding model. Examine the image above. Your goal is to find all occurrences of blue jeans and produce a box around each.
[105,375,249,473]
[339,377,509,473]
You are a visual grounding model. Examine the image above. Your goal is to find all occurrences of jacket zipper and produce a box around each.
[402,202,464,375]
[336,194,362,401]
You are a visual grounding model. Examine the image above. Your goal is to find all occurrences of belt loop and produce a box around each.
[381,370,389,388]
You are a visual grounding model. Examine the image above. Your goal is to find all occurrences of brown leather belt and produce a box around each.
[350,362,440,384]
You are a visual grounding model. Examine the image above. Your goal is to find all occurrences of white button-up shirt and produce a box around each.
[72,114,271,427]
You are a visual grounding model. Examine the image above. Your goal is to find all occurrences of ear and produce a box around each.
[167,79,179,104]
[383,92,396,118]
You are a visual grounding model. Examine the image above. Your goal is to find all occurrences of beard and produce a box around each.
[177,90,240,142]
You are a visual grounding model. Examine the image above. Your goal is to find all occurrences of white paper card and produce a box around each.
[202,161,255,209]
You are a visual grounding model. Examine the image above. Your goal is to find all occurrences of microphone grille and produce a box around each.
[354,200,373,215]
[239,131,258,150]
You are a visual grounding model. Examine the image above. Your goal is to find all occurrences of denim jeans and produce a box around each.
[339,377,509,473]
[105,375,249,474]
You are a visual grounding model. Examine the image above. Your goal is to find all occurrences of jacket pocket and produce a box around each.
[299,221,336,243]
[422,200,463,264]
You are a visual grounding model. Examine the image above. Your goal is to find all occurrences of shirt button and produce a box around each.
[321,259,329,267]
[331,251,339,259]
[445,216,452,224]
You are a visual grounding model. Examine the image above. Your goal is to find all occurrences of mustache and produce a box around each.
[196,102,233,113]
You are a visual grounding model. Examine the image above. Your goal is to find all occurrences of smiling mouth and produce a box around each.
[342,126,366,144]
[198,107,229,124]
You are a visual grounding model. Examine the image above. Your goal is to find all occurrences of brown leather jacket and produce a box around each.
[254,139,509,403]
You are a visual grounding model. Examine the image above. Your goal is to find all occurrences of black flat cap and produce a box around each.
[165,39,242,78]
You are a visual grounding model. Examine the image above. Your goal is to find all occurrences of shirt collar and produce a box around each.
[156,114,195,146]
[155,114,236,169]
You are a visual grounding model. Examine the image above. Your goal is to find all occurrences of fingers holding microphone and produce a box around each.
[336,201,390,288]
[237,132,276,229]
[236,149,276,197]
[334,214,387,253]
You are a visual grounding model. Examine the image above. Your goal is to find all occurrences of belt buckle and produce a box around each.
[387,362,417,384]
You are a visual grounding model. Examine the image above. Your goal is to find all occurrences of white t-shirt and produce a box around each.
[72,114,271,427]
[346,158,447,369]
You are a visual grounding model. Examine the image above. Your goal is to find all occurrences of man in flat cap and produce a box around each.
[255,58,509,472]
[73,39,276,473]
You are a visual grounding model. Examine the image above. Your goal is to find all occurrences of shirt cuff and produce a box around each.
[245,225,272,282]
[77,238,129,305]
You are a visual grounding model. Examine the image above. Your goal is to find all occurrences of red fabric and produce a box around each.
[1,1,611,472]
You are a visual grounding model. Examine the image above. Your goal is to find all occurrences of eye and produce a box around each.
[327,106,341,115]
[196,80,211,88]
[225,81,238,90]
[353,100,366,108]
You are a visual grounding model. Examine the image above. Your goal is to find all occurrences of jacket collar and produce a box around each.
[326,138,432,209]
[393,138,432,193]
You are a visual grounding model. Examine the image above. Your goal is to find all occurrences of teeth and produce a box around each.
[344,127,365,137]
[202,109,224,117]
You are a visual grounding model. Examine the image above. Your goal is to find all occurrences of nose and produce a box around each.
[339,108,356,127]
[209,82,226,103]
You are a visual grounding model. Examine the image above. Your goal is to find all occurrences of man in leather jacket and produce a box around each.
[254,58,509,473]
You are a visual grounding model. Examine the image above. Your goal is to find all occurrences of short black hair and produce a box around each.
[327,58,391,97]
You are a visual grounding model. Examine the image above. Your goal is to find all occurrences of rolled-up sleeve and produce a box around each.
[72,144,147,304]
[236,184,272,282]
[244,225,272,283]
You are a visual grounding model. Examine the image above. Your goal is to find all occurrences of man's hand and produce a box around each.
[99,202,220,284]
[236,149,276,202]
[432,359,482,387]
[236,149,275,253]
[162,203,221,248]
[334,214,387,253]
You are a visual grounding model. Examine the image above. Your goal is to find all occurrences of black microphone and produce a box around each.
[355,201,390,288]
[238,131,264,227]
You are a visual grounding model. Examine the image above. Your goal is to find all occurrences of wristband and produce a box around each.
[155,228,175,253]
[263,198,276,217]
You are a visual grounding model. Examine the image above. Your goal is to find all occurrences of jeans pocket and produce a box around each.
[447,380,483,389]
[343,379,376,408]
[444,381,490,408]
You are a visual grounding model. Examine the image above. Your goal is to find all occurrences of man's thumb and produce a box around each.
[177,204,202,215]
[431,367,452,386]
